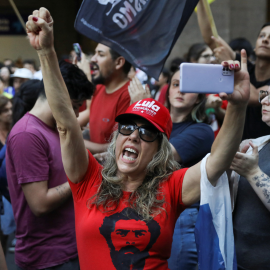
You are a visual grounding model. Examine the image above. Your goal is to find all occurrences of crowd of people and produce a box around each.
[0,1,269,270]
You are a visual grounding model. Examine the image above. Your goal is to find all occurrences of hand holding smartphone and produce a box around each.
[180,63,234,94]
[73,43,82,62]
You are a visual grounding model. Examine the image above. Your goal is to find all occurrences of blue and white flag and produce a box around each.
[195,154,237,270]
[74,0,199,79]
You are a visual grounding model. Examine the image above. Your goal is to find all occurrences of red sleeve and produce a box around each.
[68,150,102,202]
[221,100,228,110]
[167,168,188,217]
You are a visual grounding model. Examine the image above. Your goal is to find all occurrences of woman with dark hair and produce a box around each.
[185,43,215,64]
[25,8,249,270]
[166,69,214,270]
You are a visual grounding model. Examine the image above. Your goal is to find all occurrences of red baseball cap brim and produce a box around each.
[115,113,165,133]
[115,98,172,139]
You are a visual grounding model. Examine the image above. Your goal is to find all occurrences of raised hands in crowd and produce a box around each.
[2,2,270,270]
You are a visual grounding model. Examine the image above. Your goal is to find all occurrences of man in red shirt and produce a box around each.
[79,44,131,154]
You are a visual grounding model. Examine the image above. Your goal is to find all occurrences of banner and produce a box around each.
[75,0,199,79]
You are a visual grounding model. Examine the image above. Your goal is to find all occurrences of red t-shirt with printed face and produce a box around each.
[68,151,188,270]
[89,82,130,144]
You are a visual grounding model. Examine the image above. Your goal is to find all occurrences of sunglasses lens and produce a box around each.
[259,91,269,103]
[118,122,159,142]
[139,127,158,142]
[119,124,135,135]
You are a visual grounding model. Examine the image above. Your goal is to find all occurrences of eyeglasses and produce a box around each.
[199,54,215,61]
[118,121,160,142]
[259,90,270,103]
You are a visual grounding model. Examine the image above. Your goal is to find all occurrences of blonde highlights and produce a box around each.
[88,131,180,221]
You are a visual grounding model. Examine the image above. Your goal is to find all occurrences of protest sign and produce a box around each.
[75,0,199,79]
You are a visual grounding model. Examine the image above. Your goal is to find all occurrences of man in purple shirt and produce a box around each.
[6,61,94,270]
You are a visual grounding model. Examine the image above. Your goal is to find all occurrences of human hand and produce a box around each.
[239,139,252,152]
[26,8,54,54]
[212,36,236,63]
[73,52,92,82]
[230,141,260,178]
[219,50,250,106]
[206,94,222,109]
[128,76,151,104]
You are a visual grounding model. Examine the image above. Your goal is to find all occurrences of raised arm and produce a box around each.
[26,8,88,183]
[231,142,270,211]
[196,0,216,50]
[182,50,250,205]
[196,0,235,62]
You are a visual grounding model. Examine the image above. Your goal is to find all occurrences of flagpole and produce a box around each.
[201,0,219,45]
[8,0,27,34]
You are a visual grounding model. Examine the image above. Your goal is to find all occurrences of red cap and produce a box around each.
[115,98,172,139]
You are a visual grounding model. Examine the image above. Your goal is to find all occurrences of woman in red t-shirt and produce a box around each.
[26,8,250,270]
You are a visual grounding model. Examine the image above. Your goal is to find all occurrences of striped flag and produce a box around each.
[195,155,237,270]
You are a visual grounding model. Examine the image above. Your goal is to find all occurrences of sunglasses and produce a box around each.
[259,90,270,103]
[118,121,160,142]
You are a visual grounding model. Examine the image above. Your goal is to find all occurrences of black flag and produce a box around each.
[75,0,199,79]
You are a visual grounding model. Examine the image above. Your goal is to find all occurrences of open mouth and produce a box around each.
[124,252,134,254]
[122,147,138,161]
[90,63,99,75]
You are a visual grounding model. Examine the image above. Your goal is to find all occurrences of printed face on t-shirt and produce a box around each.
[111,219,151,252]
[99,208,161,270]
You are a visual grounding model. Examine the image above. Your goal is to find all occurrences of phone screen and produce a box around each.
[73,43,81,61]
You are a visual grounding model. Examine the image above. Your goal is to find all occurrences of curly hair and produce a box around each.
[88,131,180,221]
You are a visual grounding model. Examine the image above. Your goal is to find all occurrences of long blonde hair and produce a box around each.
[88,131,180,221]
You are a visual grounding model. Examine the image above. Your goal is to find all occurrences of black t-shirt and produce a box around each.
[233,141,270,270]
[235,54,270,140]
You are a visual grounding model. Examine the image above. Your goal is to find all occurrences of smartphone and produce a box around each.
[73,43,82,61]
[180,63,234,94]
